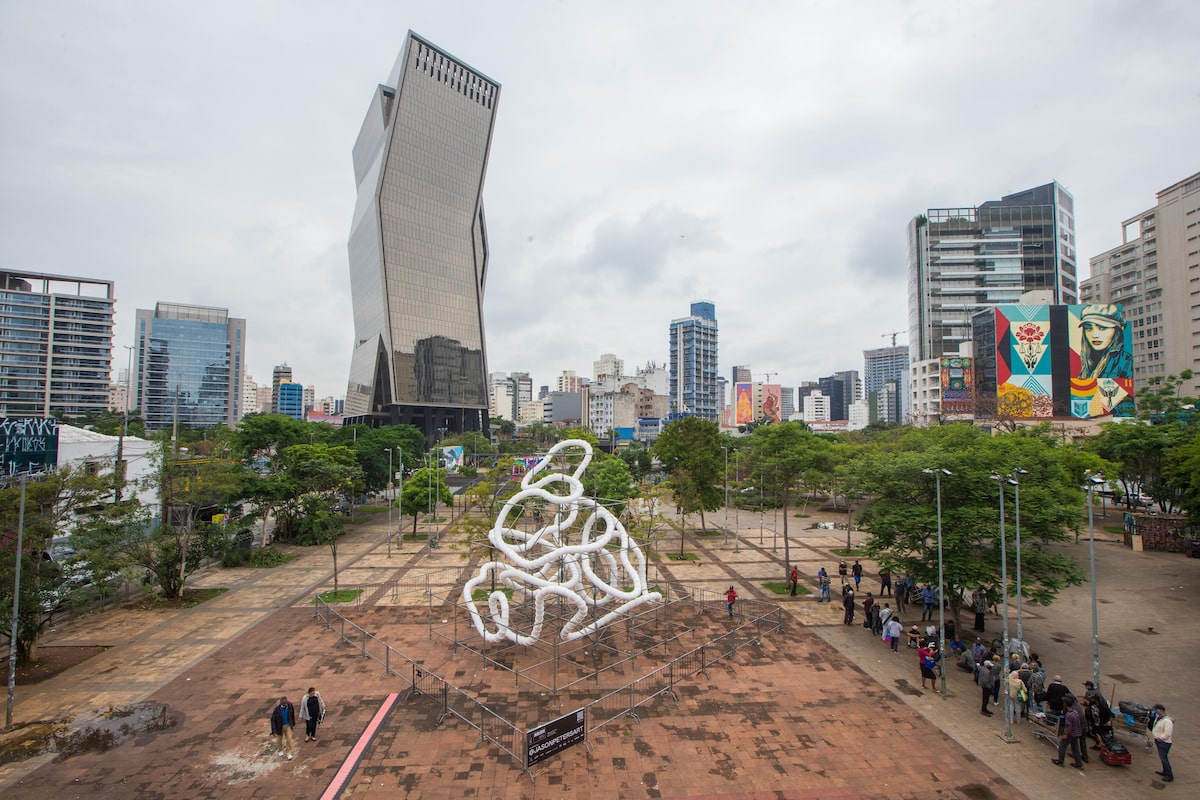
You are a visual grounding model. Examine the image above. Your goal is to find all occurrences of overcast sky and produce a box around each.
[2,1,1197,402]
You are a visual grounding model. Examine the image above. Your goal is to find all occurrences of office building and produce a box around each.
[1081,171,1200,396]
[0,270,114,418]
[818,370,859,421]
[668,301,719,421]
[133,302,246,431]
[864,345,910,423]
[277,381,305,421]
[593,353,624,383]
[271,364,292,415]
[344,32,500,442]
[731,365,751,386]
[908,182,1078,363]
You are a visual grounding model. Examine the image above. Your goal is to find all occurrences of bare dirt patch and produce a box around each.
[15,645,109,685]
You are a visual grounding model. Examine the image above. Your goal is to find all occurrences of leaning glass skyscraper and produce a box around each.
[344,32,499,441]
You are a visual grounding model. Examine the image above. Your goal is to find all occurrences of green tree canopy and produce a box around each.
[854,424,1086,621]
[652,416,724,544]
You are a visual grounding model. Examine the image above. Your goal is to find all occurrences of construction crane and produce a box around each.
[882,331,904,346]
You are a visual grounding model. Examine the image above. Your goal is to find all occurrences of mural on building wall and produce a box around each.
[1069,304,1134,417]
[996,305,1053,418]
[762,384,781,424]
[991,304,1133,420]
[939,357,973,416]
[735,382,753,424]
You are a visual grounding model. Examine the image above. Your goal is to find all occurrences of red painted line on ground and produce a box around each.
[319,693,400,800]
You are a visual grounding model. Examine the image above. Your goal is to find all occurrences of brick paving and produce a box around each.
[1,504,1193,799]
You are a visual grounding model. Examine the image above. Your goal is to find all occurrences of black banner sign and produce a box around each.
[526,707,585,767]
[2,417,59,477]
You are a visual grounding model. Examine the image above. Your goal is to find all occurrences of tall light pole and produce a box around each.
[923,468,951,699]
[5,475,28,730]
[1086,471,1104,691]
[722,446,729,547]
[734,450,741,552]
[1010,467,1028,650]
[395,450,403,551]
[385,448,395,557]
[991,471,1018,743]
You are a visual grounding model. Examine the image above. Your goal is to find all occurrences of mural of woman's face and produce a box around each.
[1082,320,1117,351]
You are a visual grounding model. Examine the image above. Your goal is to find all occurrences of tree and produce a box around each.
[582,456,637,518]
[854,425,1086,625]
[493,417,517,437]
[399,466,453,536]
[1,467,127,662]
[338,424,424,493]
[652,417,724,552]
[233,414,310,461]
[747,422,832,579]
[1087,421,1175,511]
[1164,428,1200,520]
[619,444,653,484]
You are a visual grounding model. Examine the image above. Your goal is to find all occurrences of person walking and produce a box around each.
[883,616,903,654]
[851,560,863,590]
[270,696,297,760]
[817,567,831,603]
[862,592,876,631]
[842,588,855,626]
[893,579,907,613]
[1006,667,1025,724]
[838,560,849,586]
[724,585,738,618]
[300,687,326,742]
[918,642,939,691]
[1151,703,1174,782]
[977,661,996,716]
[789,565,800,597]
[879,568,892,596]
[1052,697,1084,768]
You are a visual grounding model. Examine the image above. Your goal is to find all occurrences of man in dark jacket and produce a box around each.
[842,588,855,626]
[1052,697,1085,768]
[1045,676,1071,716]
[976,661,996,715]
[270,696,297,760]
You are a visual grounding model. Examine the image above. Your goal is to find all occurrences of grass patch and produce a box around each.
[793,512,810,518]
[472,587,514,601]
[316,588,362,604]
[831,548,866,557]
[403,533,429,542]
[1103,525,1126,536]
[694,529,723,537]
[222,547,293,569]
[124,587,227,611]
[762,581,811,596]
[666,552,698,561]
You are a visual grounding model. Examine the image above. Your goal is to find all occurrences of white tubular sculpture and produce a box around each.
[462,439,662,646]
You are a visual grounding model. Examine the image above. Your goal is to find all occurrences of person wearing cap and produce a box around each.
[1078,304,1133,379]
[1081,680,1111,748]
[1052,696,1085,769]
[1151,703,1173,782]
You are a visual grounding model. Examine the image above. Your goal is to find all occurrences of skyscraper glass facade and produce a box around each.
[668,301,719,421]
[0,271,114,417]
[345,32,499,442]
[908,182,1077,362]
[135,303,246,431]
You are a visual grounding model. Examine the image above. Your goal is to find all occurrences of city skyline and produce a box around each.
[2,4,1198,402]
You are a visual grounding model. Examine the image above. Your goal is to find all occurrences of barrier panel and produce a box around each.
[312,581,784,779]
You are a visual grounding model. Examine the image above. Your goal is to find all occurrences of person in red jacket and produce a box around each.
[724,586,738,618]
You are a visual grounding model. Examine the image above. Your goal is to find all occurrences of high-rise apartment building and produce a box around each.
[344,32,499,441]
[908,182,1078,363]
[271,364,292,415]
[593,353,624,383]
[277,382,305,421]
[0,270,114,418]
[1082,171,1200,396]
[818,370,860,421]
[133,302,246,431]
[731,365,751,385]
[669,301,719,421]
[863,345,910,423]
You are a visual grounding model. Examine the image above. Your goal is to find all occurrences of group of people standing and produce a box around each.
[268,687,327,760]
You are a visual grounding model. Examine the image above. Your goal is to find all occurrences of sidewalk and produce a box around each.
[1,504,1192,798]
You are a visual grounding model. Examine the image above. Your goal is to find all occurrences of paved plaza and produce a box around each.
[0,502,1193,799]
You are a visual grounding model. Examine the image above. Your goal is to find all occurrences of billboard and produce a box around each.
[939,357,973,416]
[526,708,585,766]
[3,417,60,478]
[735,382,753,424]
[440,446,464,470]
[989,304,1133,420]
[762,384,782,424]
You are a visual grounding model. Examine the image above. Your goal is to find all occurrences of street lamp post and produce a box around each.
[395,450,402,551]
[1010,467,1029,650]
[991,472,1018,743]
[734,451,741,552]
[385,448,394,558]
[1086,472,1104,691]
[759,469,764,546]
[5,475,28,730]
[923,468,951,699]
[723,447,729,547]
